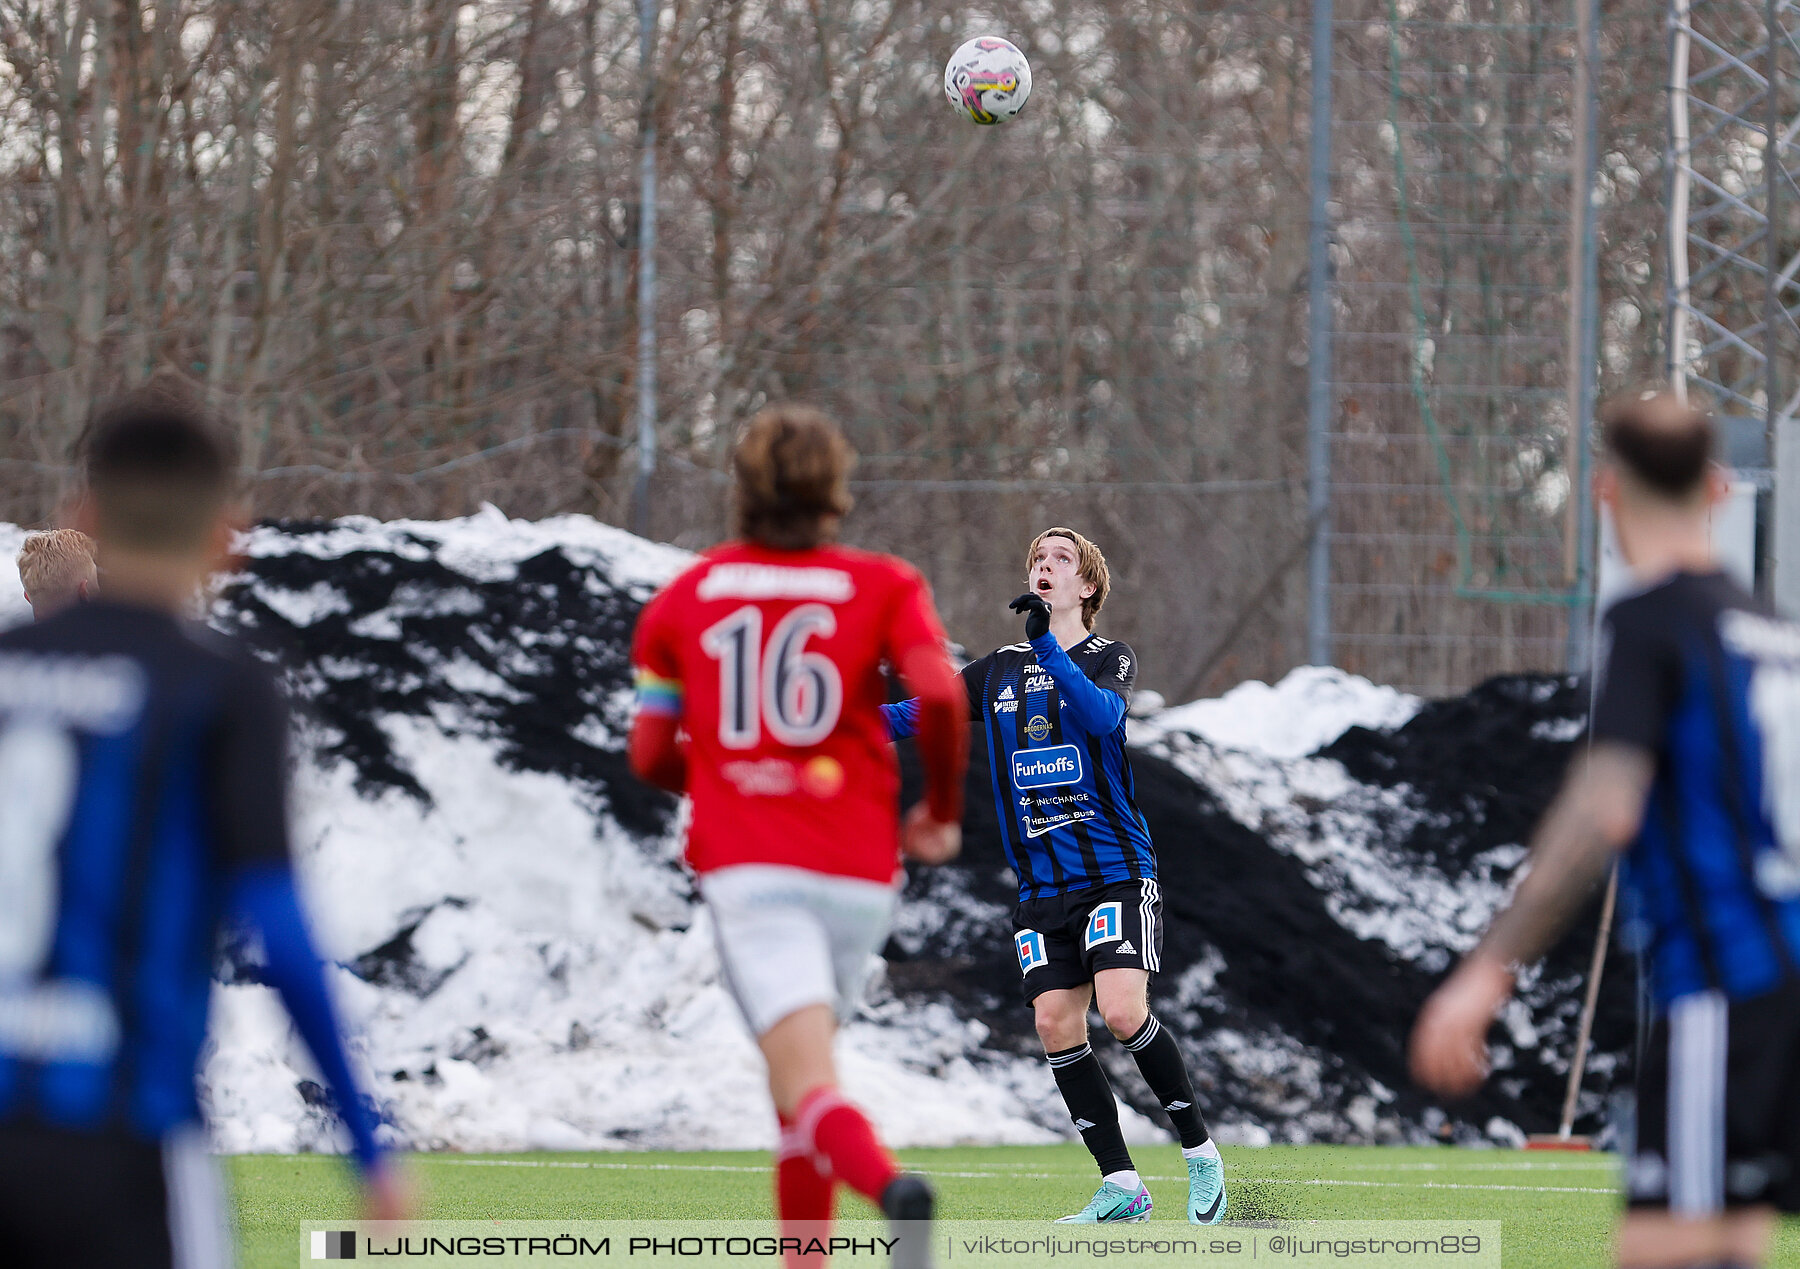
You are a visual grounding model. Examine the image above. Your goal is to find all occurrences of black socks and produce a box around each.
[1046,1042,1134,1175]
[1123,1014,1210,1149]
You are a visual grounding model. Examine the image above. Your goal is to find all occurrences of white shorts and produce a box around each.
[699,864,899,1037]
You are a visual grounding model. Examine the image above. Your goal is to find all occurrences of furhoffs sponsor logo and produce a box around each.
[311,1230,356,1259]
[1011,744,1083,789]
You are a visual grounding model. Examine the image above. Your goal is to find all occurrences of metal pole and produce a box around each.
[1558,865,1618,1138]
[1766,0,1782,594]
[1565,0,1601,672]
[632,0,659,538]
[1305,0,1336,667]
[1668,0,1693,400]
[1769,5,1800,614]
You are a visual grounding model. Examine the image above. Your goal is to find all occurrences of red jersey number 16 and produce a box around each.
[699,603,844,749]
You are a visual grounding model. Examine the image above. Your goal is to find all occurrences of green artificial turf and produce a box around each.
[229,1143,1800,1268]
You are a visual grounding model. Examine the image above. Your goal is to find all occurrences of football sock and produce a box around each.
[775,1112,834,1269]
[795,1088,901,1206]
[776,1112,835,1220]
[1182,1140,1222,1162]
[1046,1042,1134,1176]
[1103,1169,1143,1191]
[1123,1014,1211,1149]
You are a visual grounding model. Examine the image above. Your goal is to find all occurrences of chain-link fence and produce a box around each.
[0,0,1674,699]
[1315,0,1667,696]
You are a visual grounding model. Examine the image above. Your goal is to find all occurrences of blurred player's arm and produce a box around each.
[898,645,969,827]
[1411,745,1649,1099]
[1413,601,1670,1099]
[211,658,399,1208]
[888,573,971,863]
[882,658,982,741]
[1476,743,1651,969]
[628,592,688,793]
[628,669,688,793]
[1465,597,1670,972]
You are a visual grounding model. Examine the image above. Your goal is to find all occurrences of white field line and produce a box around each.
[1230,1176,1615,1195]
[1261,1161,1615,1173]
[401,1157,1619,1194]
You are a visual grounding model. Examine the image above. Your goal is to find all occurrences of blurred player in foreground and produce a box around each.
[629,404,969,1269]
[1412,391,1800,1269]
[885,528,1227,1225]
[18,527,98,619]
[0,390,407,1268]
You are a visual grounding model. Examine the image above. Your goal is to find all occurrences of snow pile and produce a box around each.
[891,671,1621,1146]
[1130,666,1421,760]
[2,510,1627,1153]
[199,507,1160,1155]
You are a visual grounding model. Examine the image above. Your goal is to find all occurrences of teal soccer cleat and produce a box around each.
[1054,1179,1153,1224]
[1186,1154,1227,1224]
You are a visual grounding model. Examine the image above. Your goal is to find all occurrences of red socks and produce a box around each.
[775,1112,833,1269]
[773,1089,900,1269]
[794,1088,901,1206]
[776,1112,834,1222]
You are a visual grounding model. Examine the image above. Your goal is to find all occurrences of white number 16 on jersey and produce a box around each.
[701,603,844,749]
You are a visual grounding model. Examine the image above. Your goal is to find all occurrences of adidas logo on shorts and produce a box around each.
[1116,940,1137,955]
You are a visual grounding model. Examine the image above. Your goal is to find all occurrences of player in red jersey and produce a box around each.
[629,404,969,1269]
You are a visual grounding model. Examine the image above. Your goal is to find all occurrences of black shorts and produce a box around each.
[1627,981,1800,1213]
[0,1120,232,1268]
[1012,878,1163,1003]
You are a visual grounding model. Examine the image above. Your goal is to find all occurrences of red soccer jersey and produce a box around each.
[631,541,951,883]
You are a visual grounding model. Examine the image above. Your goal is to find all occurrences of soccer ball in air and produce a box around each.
[944,37,1032,125]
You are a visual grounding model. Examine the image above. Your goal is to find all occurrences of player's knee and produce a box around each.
[1034,1001,1086,1051]
[1100,999,1148,1041]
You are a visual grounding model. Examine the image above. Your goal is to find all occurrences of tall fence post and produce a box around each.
[1566,0,1601,671]
[1306,0,1336,668]
[632,0,659,538]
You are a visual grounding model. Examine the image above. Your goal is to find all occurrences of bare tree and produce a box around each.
[0,0,1673,696]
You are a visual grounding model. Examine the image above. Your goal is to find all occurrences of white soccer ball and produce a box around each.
[943,36,1033,126]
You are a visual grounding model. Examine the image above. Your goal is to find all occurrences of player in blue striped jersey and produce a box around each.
[886,527,1225,1225]
[0,391,408,1268]
[1413,393,1800,1269]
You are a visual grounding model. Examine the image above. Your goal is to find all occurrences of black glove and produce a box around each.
[1009,592,1052,641]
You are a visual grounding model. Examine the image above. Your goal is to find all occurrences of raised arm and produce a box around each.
[1028,630,1130,735]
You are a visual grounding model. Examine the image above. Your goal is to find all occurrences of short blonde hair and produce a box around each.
[18,530,98,602]
[1024,527,1110,631]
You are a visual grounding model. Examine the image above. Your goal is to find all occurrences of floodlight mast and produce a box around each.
[1666,0,1800,606]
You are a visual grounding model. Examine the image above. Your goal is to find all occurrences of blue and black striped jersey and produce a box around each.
[1593,570,1800,1006]
[889,630,1156,901]
[0,600,377,1163]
